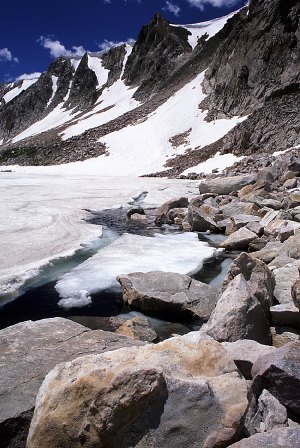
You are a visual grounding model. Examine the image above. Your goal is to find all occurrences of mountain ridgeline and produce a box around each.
[0,0,299,170]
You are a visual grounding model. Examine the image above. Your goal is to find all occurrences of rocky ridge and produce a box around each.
[0,0,298,168]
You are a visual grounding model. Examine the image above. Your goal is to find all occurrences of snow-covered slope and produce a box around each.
[172,10,238,49]
[2,77,40,104]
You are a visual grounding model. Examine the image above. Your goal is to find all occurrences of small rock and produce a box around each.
[228,428,300,447]
[129,213,148,224]
[116,316,157,342]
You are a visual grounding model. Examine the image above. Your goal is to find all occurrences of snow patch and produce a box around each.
[87,55,109,89]
[3,78,39,104]
[56,232,216,308]
[181,152,244,175]
[46,75,58,107]
[12,103,80,143]
[173,10,238,49]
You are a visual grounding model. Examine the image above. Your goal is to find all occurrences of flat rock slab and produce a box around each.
[228,428,300,447]
[199,174,255,195]
[0,318,143,424]
[27,334,249,448]
[220,227,257,251]
[273,261,300,306]
[117,271,218,321]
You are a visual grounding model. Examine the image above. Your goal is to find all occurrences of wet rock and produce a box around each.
[129,213,148,224]
[228,428,300,447]
[0,318,144,448]
[116,316,157,342]
[199,174,255,196]
[127,207,145,218]
[222,340,276,380]
[117,271,218,321]
[220,227,257,251]
[155,197,189,225]
[252,341,300,416]
[203,274,271,345]
[27,335,249,448]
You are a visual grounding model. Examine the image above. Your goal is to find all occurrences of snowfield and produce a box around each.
[172,10,239,49]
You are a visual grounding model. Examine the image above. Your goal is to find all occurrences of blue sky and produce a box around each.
[0,0,246,83]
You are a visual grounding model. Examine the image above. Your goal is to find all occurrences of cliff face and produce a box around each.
[123,13,192,101]
[202,0,300,117]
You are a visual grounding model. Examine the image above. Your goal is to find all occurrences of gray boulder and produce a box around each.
[252,341,300,416]
[117,271,218,321]
[228,428,300,447]
[245,389,288,436]
[220,227,257,251]
[203,274,271,345]
[0,318,143,447]
[187,204,220,232]
[155,197,189,225]
[27,334,249,448]
[199,174,255,195]
[222,252,275,320]
[222,340,276,380]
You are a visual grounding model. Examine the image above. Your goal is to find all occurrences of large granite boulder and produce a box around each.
[252,341,300,416]
[203,274,271,345]
[228,428,300,447]
[222,252,275,320]
[27,334,249,448]
[199,175,255,196]
[117,271,218,321]
[0,318,143,447]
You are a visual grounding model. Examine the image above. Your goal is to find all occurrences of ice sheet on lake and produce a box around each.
[56,232,216,309]
[0,172,199,302]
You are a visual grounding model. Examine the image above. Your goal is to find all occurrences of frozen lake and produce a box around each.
[0,169,205,304]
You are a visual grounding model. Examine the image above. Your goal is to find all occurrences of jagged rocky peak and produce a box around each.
[123,12,192,100]
[202,0,300,118]
[66,52,99,109]
[102,44,126,87]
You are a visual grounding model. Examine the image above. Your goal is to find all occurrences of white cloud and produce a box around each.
[16,72,41,81]
[98,38,135,52]
[163,1,181,16]
[186,0,240,10]
[0,48,19,63]
[39,37,87,58]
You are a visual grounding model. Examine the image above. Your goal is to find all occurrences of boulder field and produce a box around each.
[2,150,300,447]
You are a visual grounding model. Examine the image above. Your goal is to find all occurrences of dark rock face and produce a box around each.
[123,13,192,100]
[102,44,127,87]
[67,53,98,109]
[252,341,300,416]
[200,0,300,156]
[0,58,74,141]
